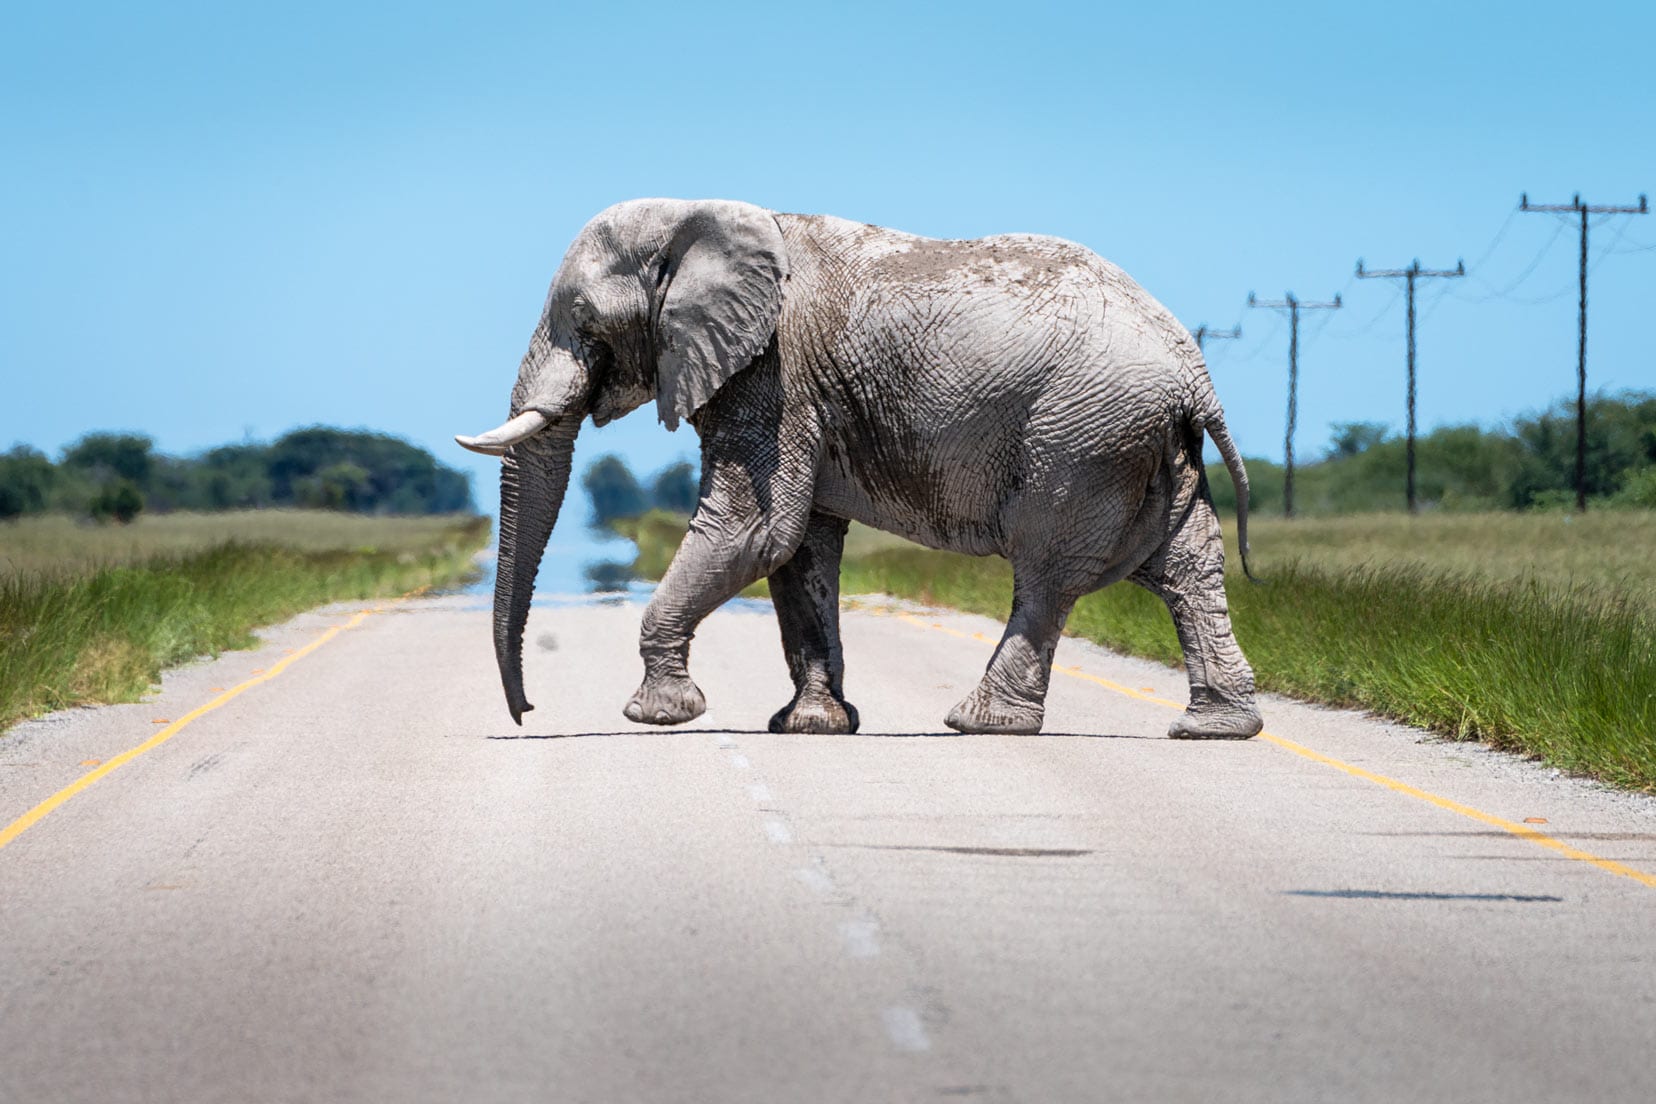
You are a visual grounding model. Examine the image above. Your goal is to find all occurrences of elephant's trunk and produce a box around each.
[493,423,576,724]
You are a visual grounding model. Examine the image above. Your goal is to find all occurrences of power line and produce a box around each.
[1208,306,1284,367]
[1414,274,1464,327]
[1452,213,1631,305]
[1322,282,1402,340]
[1355,257,1466,513]
[1299,305,1342,346]
[1459,219,1567,302]
[1518,191,1649,512]
[1465,206,1519,273]
[1246,290,1342,519]
[1591,218,1648,269]
[1477,278,1578,307]
[1191,324,1242,356]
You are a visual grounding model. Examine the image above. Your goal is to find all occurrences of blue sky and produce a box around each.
[4,0,1654,516]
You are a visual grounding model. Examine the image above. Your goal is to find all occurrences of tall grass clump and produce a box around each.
[1216,562,1656,790]
[0,516,489,731]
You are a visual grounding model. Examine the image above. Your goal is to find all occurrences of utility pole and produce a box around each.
[1354,257,1465,514]
[1247,292,1341,518]
[1518,192,1648,511]
[1191,324,1241,356]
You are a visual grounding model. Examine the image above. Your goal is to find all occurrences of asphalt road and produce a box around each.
[3,590,1655,1104]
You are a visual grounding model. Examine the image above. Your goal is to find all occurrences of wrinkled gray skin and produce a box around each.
[458,199,1262,739]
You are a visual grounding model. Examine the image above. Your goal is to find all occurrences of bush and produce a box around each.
[62,433,154,487]
[582,454,648,526]
[650,462,700,514]
[1609,468,1656,509]
[0,446,56,519]
[582,456,704,528]
[89,479,144,525]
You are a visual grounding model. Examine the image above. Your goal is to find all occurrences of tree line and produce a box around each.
[0,428,475,522]
[1207,390,1656,516]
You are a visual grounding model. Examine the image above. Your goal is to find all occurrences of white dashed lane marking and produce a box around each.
[882,1006,931,1053]
[716,730,935,1058]
[794,866,836,896]
[840,917,881,958]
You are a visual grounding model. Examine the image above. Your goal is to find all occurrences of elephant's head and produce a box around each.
[455,199,790,724]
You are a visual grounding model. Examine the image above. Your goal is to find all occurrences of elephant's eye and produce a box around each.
[583,337,615,377]
[568,295,604,337]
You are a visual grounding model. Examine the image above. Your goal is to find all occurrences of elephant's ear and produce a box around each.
[652,201,789,430]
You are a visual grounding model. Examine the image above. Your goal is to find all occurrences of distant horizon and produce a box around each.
[17,371,1653,466]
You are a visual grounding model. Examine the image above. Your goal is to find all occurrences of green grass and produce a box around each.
[1233,511,1656,613]
[0,510,489,579]
[619,508,1656,792]
[0,512,490,732]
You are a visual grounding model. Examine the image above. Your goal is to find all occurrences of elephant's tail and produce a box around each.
[1204,412,1257,582]
[1185,362,1257,583]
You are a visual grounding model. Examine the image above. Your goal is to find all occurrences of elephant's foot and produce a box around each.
[623,673,707,726]
[769,691,860,735]
[944,686,1044,735]
[1167,700,1262,740]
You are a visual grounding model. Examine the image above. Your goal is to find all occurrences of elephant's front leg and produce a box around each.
[768,511,859,734]
[627,508,813,726]
[627,514,807,724]
[624,384,818,727]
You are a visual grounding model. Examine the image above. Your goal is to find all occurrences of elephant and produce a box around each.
[456,198,1263,739]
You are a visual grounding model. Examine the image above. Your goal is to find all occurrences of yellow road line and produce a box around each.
[894,611,1656,891]
[1256,732,1656,888]
[0,609,375,854]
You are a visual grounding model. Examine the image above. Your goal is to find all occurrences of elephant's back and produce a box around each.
[785,214,1194,556]
[839,231,1189,433]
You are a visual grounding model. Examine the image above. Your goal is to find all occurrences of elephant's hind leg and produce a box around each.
[767,511,859,734]
[1130,497,1262,739]
[945,571,1073,735]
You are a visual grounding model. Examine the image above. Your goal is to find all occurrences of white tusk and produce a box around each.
[454,410,552,455]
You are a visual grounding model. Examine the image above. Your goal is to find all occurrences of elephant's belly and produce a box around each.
[812,445,1008,557]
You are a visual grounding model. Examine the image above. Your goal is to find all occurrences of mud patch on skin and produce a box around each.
[869,235,1086,294]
